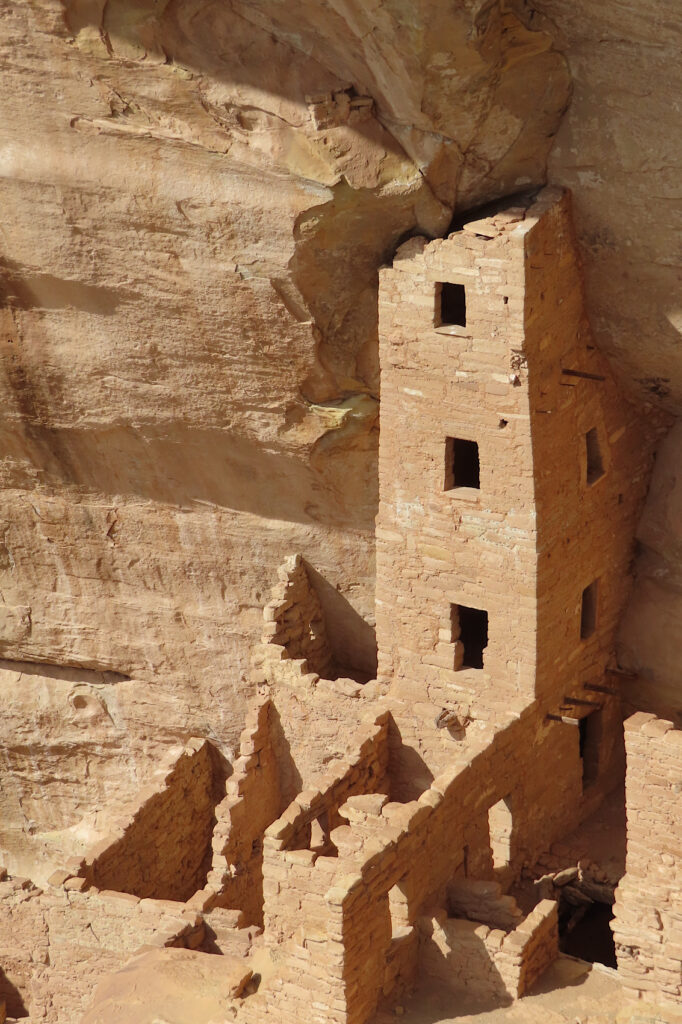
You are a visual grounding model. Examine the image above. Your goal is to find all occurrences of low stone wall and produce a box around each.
[74,738,225,902]
[261,710,391,947]
[419,897,558,1002]
[613,712,682,1004]
[0,873,202,1022]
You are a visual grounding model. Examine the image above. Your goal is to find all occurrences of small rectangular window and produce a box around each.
[580,580,599,640]
[579,711,601,789]
[586,428,605,485]
[445,437,480,490]
[451,604,488,669]
[438,281,467,327]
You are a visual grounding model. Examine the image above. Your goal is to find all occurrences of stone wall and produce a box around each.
[0,874,202,1022]
[613,713,682,1005]
[375,188,662,720]
[419,897,558,1003]
[262,555,334,678]
[261,711,391,948]
[80,739,225,902]
[207,699,297,926]
[249,698,595,1024]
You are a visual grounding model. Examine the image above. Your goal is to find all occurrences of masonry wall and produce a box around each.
[207,699,302,926]
[524,196,660,712]
[261,554,334,678]
[375,188,661,723]
[613,713,682,1004]
[261,712,391,949]
[419,897,558,1004]
[84,738,225,902]
[252,701,588,1024]
[0,875,201,1022]
[375,212,537,715]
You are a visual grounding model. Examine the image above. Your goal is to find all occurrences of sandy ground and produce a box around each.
[373,956,682,1024]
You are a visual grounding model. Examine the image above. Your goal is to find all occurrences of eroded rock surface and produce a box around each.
[0,1,680,1020]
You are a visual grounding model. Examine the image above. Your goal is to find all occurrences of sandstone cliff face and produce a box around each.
[0,0,679,885]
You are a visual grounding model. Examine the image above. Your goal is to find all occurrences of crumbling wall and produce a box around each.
[262,555,334,678]
[81,739,225,902]
[207,699,295,926]
[613,713,682,1005]
[0,874,202,1023]
[419,897,558,1003]
[252,700,588,1024]
[261,711,391,948]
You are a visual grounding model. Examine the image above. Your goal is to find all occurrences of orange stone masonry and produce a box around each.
[3,188,676,1024]
[613,712,682,1003]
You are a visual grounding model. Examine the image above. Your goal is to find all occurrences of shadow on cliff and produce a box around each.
[0,256,139,316]
[0,966,29,1018]
[305,561,378,678]
[0,419,376,529]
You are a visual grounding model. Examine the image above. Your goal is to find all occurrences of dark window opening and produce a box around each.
[445,437,480,490]
[586,427,605,485]
[438,282,467,327]
[451,604,488,669]
[579,710,601,789]
[580,580,599,640]
[559,900,616,968]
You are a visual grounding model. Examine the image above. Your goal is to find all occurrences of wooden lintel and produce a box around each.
[561,368,606,382]
[546,713,581,726]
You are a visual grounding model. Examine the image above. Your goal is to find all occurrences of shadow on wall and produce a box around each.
[304,561,378,679]
[617,421,682,723]
[88,740,229,902]
[0,965,29,1019]
[268,703,303,809]
[0,420,369,530]
[418,922,512,1018]
[387,717,435,803]
[0,255,139,315]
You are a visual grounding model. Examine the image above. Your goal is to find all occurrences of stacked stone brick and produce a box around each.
[261,554,334,678]
[75,738,225,902]
[375,188,659,720]
[613,713,682,1004]
[233,188,664,1024]
[420,896,558,1002]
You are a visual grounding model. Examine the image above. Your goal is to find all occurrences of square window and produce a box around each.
[438,282,467,327]
[580,581,599,640]
[445,437,480,490]
[585,427,605,485]
[451,604,488,669]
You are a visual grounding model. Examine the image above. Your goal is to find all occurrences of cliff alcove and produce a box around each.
[0,2,680,1022]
